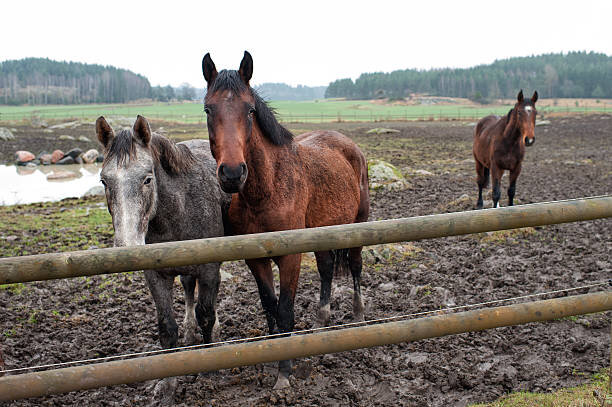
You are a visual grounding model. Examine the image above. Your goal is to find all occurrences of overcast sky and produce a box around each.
[2,0,610,88]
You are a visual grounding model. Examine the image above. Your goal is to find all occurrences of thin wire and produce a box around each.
[2,280,610,375]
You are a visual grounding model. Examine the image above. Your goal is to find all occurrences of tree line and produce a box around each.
[325,52,612,101]
[0,58,201,105]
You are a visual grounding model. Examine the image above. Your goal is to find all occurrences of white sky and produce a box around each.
[1,0,611,88]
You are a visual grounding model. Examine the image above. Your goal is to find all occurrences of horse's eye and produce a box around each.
[144,177,153,185]
[204,107,211,115]
[100,179,107,187]
[248,107,256,115]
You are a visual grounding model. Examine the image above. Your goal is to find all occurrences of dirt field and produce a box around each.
[0,115,610,406]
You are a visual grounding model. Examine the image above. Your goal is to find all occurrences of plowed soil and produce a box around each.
[1,115,610,406]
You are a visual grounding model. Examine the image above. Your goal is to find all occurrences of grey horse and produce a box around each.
[96,115,230,404]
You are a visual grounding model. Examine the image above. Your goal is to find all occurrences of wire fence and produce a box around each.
[0,105,609,124]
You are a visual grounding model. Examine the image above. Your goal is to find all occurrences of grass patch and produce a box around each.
[470,368,610,407]
[0,196,113,257]
[476,227,537,244]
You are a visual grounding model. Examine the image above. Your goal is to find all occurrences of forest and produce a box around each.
[325,52,612,101]
[0,58,153,105]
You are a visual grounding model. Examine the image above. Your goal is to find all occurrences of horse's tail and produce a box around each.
[331,248,351,278]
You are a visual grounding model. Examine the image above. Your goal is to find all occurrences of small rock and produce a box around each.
[43,129,54,133]
[74,156,83,164]
[378,282,395,292]
[47,170,79,180]
[64,148,83,159]
[83,186,105,197]
[58,135,75,141]
[51,150,65,164]
[414,169,434,176]
[39,154,52,165]
[25,162,38,168]
[366,127,400,135]
[56,156,76,165]
[96,154,104,163]
[535,120,551,126]
[0,128,15,141]
[5,235,18,242]
[15,150,35,164]
[78,136,91,143]
[32,118,48,128]
[82,149,99,164]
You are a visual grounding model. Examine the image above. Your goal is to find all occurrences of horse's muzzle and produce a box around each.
[218,163,248,193]
[525,137,535,147]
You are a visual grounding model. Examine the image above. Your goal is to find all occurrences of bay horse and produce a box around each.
[96,115,231,403]
[473,90,538,209]
[202,51,370,389]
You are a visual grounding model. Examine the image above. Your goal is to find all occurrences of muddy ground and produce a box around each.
[0,115,611,406]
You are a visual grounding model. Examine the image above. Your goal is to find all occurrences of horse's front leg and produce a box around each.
[273,253,302,390]
[180,274,199,345]
[246,258,278,334]
[508,164,522,206]
[144,270,179,405]
[491,166,503,208]
[195,263,221,343]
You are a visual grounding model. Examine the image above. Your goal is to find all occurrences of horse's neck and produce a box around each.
[241,129,288,205]
[148,163,187,237]
[501,113,523,144]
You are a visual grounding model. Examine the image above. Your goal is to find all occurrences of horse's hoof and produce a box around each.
[316,304,331,327]
[273,375,291,390]
[150,377,177,406]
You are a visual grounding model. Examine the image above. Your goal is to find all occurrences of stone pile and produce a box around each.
[15,147,103,167]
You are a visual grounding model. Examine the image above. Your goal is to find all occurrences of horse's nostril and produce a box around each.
[220,163,246,180]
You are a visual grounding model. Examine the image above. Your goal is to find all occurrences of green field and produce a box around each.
[0,99,609,124]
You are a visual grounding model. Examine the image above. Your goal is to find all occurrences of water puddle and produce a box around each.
[0,164,102,205]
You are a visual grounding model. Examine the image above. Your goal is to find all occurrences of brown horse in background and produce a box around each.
[473,90,538,209]
[202,51,370,389]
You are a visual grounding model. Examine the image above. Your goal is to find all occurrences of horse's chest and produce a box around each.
[493,145,524,170]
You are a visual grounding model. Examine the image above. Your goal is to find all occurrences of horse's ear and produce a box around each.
[239,51,253,85]
[96,116,114,150]
[517,89,524,103]
[202,53,218,86]
[133,115,151,146]
[531,90,538,104]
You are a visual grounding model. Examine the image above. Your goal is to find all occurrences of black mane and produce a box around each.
[104,129,195,175]
[207,70,293,146]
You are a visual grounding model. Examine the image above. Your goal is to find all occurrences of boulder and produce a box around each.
[78,136,91,143]
[15,150,35,164]
[56,156,76,165]
[58,135,75,141]
[64,148,83,159]
[51,150,65,164]
[82,149,99,164]
[0,128,15,141]
[49,121,79,130]
[40,154,53,165]
[368,159,409,191]
[47,171,79,180]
